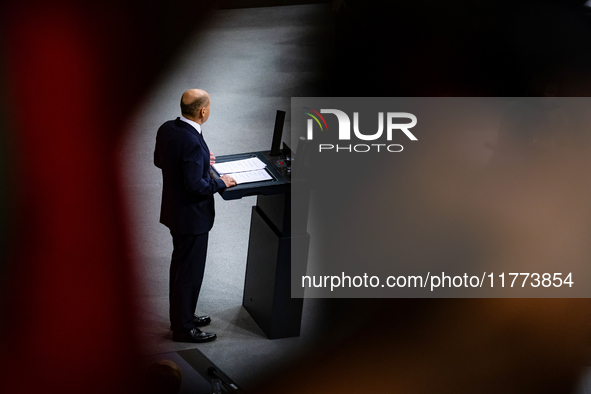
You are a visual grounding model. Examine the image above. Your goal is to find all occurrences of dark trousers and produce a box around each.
[169,231,208,332]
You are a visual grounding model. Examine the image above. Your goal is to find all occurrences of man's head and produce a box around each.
[180,89,211,124]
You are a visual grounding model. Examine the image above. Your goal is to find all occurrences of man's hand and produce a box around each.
[210,150,215,166]
[220,174,237,187]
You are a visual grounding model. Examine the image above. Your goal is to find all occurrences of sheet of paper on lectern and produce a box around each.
[212,157,266,174]
[225,169,272,184]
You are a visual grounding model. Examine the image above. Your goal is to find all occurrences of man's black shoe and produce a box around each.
[193,315,211,327]
[172,328,217,343]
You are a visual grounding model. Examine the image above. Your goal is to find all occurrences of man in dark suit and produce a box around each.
[154,89,236,343]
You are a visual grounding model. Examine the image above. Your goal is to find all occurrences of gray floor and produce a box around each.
[120,4,333,391]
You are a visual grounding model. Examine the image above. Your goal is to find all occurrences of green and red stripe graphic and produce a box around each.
[303,107,328,131]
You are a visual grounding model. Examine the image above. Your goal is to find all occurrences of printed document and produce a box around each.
[225,169,272,184]
[213,157,272,184]
[213,157,266,174]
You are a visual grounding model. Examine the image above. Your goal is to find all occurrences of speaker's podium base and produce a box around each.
[242,205,309,339]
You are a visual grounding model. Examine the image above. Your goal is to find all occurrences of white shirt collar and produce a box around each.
[180,115,202,134]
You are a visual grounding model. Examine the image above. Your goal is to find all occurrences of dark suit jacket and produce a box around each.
[154,118,226,235]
